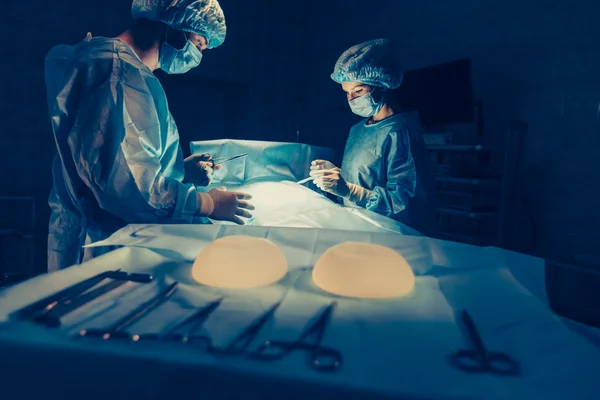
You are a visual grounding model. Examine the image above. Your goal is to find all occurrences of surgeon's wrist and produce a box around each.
[336,181,351,198]
[196,192,215,216]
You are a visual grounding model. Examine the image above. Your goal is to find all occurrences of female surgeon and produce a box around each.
[310,39,436,235]
[45,0,254,271]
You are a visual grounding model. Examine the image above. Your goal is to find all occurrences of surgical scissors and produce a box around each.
[251,302,342,372]
[78,282,178,340]
[15,270,152,322]
[210,153,248,168]
[208,302,281,356]
[133,298,223,344]
[448,310,520,376]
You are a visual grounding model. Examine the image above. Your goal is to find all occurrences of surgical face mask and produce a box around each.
[348,90,384,118]
[159,39,203,75]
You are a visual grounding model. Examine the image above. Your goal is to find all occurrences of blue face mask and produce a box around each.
[348,90,384,118]
[159,39,203,75]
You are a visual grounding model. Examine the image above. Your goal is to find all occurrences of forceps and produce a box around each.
[78,282,178,340]
[15,270,152,322]
[210,153,248,168]
[133,298,223,344]
[208,302,281,356]
[449,310,520,376]
[251,302,342,372]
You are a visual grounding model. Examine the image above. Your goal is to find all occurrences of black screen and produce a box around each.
[394,58,474,127]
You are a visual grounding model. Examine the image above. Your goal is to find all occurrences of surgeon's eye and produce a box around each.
[352,88,366,98]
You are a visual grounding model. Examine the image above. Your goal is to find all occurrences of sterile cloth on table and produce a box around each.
[1,229,600,399]
[163,264,304,348]
[436,267,600,399]
[81,224,545,302]
[82,224,434,275]
[0,247,174,323]
[66,267,298,346]
[190,139,336,187]
[190,140,422,236]
[244,270,463,398]
[209,181,420,235]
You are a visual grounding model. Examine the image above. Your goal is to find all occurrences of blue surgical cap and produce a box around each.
[331,38,403,90]
[132,0,226,49]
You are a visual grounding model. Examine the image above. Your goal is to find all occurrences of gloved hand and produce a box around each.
[309,160,372,206]
[309,160,337,175]
[197,187,254,225]
[310,159,346,195]
[184,153,222,187]
[312,167,350,198]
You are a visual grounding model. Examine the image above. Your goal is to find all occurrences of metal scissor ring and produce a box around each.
[449,310,520,376]
[250,302,342,372]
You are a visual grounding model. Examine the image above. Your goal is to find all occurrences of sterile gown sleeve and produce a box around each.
[361,130,417,217]
[68,77,199,224]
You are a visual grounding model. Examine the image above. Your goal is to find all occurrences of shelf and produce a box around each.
[436,207,497,218]
[427,145,496,152]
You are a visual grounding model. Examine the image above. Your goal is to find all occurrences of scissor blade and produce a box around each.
[460,311,488,355]
[215,301,281,354]
[160,298,223,340]
[307,302,337,342]
[108,282,179,333]
[212,153,248,164]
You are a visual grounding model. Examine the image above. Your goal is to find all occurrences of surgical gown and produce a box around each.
[45,37,202,272]
[341,112,436,235]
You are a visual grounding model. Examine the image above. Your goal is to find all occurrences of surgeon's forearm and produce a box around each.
[344,183,373,208]
[195,192,215,216]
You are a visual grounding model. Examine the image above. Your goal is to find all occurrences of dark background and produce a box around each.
[1,0,599,278]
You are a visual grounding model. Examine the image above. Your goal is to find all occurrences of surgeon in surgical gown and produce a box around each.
[310,39,436,235]
[45,0,254,272]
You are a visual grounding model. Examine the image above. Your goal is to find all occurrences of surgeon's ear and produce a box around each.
[371,87,386,103]
[165,27,188,50]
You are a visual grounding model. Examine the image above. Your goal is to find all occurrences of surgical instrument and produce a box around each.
[208,302,281,356]
[34,279,132,328]
[210,153,248,168]
[251,301,342,372]
[15,270,152,321]
[78,282,178,340]
[296,177,312,185]
[133,298,223,344]
[449,310,520,376]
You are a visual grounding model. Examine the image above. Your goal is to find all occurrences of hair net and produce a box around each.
[132,0,226,49]
[331,38,403,89]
